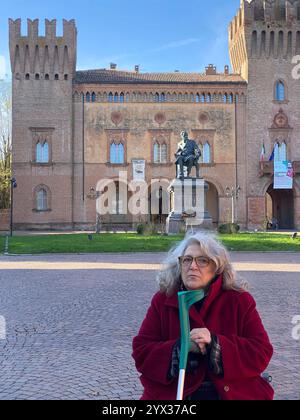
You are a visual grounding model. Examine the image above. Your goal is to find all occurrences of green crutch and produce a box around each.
[176,289,205,401]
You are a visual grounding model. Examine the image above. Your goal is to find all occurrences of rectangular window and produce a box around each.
[154,143,167,163]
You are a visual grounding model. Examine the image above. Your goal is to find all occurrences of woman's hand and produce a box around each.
[190,328,212,355]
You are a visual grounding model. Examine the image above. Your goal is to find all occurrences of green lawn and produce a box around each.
[0,235,5,253]
[6,233,184,254]
[2,232,300,254]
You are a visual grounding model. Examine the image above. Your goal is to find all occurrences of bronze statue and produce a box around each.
[175,131,201,178]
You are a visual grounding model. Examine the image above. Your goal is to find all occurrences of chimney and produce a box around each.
[134,65,139,73]
[205,64,217,75]
[110,63,117,70]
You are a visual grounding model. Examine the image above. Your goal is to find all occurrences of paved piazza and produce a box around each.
[0,252,299,400]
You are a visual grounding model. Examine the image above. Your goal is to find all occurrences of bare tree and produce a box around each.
[0,80,12,209]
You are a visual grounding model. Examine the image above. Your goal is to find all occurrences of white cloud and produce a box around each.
[150,38,201,53]
[0,56,6,79]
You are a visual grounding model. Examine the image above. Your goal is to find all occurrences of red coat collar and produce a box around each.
[165,273,224,322]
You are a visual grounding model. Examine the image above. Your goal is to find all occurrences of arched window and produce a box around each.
[270,31,275,56]
[153,143,159,163]
[287,31,292,56]
[54,74,59,80]
[229,94,234,103]
[279,142,287,161]
[274,142,280,162]
[261,31,266,55]
[120,92,125,103]
[254,3,264,20]
[114,93,119,103]
[25,73,30,80]
[206,93,211,103]
[223,94,228,103]
[110,143,116,163]
[36,141,49,163]
[86,92,91,102]
[161,144,167,162]
[64,74,68,80]
[161,93,166,102]
[198,143,203,163]
[155,93,160,102]
[110,142,124,164]
[275,81,285,101]
[275,1,286,20]
[45,74,49,80]
[35,73,39,80]
[36,143,42,162]
[37,189,48,211]
[91,92,96,102]
[203,142,211,163]
[278,31,284,55]
[108,92,113,102]
[251,31,257,56]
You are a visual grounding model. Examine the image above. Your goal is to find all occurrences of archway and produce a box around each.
[265,184,294,229]
[148,181,170,225]
[205,182,219,227]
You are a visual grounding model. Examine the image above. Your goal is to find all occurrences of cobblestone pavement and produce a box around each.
[0,252,299,400]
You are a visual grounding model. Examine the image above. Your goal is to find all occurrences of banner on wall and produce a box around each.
[274,160,294,190]
[132,159,145,181]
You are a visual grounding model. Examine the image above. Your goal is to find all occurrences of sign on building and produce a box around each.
[274,161,294,190]
[132,159,145,181]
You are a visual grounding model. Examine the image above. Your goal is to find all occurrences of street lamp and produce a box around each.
[10,177,17,237]
[225,185,241,224]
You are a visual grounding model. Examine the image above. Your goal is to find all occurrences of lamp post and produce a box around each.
[225,185,241,224]
[10,177,17,237]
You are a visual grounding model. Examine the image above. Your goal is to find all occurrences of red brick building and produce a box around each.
[9,0,300,230]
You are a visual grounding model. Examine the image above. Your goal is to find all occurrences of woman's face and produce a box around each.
[180,244,216,291]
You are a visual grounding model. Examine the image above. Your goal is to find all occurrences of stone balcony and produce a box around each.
[259,161,300,177]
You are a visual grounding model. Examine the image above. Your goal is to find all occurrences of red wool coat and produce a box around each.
[132,274,274,400]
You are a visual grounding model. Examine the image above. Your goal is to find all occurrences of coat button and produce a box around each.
[224,386,230,392]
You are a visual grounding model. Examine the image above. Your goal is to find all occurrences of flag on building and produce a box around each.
[260,144,265,162]
[269,146,275,161]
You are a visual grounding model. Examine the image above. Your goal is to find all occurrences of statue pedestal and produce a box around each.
[166,178,213,234]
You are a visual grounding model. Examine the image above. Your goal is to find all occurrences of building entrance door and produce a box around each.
[266,184,294,229]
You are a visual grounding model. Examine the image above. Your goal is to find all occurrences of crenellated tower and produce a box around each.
[229,0,300,81]
[8,19,77,229]
[229,1,300,229]
[9,18,77,79]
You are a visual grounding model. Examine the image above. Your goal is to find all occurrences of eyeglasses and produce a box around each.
[179,256,210,270]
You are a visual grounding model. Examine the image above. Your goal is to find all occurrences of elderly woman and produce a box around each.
[132,232,274,400]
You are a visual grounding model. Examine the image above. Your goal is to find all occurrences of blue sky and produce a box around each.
[0,0,240,79]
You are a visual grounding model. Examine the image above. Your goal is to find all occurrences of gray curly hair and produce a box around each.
[157,231,247,296]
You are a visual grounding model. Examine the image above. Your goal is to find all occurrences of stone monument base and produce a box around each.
[166,178,213,235]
